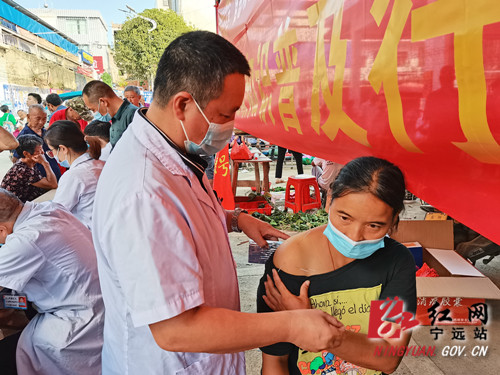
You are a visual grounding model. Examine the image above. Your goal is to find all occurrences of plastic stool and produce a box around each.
[284,176,321,213]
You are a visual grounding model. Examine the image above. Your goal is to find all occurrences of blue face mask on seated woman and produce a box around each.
[323,217,386,259]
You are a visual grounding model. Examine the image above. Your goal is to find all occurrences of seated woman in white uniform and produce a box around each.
[0,189,104,375]
[44,120,105,229]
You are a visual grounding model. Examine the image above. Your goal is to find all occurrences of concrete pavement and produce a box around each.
[0,151,13,178]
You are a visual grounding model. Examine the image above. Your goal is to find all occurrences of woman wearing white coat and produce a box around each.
[44,120,104,229]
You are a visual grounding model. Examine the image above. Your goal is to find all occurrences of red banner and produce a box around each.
[218,0,500,244]
[93,56,104,74]
[77,66,93,78]
[214,145,235,210]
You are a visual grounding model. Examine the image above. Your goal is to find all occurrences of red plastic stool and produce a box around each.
[284,176,321,213]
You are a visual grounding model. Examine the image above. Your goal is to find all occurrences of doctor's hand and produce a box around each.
[264,268,311,311]
[237,212,289,248]
[289,309,345,353]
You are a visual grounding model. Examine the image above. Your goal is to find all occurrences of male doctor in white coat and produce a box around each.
[0,189,104,374]
[92,31,345,375]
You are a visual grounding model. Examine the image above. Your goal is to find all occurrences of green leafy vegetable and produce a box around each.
[251,208,328,231]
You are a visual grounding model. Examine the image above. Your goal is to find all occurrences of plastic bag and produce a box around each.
[416,262,439,277]
[230,142,253,160]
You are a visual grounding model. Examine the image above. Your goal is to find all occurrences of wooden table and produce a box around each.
[231,158,272,196]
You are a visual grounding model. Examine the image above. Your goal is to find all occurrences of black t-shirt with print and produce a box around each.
[256,236,417,375]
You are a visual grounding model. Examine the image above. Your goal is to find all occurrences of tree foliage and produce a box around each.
[101,72,112,87]
[114,8,195,82]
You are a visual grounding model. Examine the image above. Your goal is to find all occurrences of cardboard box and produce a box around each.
[392,220,500,326]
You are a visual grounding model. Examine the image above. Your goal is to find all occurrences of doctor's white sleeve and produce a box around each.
[96,191,205,328]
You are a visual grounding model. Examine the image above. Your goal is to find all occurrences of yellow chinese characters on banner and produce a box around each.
[274,28,303,134]
[307,0,369,147]
[369,0,422,153]
[218,0,500,245]
[412,0,500,163]
[234,0,500,162]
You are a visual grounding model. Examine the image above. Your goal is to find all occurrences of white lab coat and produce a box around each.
[0,201,104,375]
[92,110,245,375]
[100,142,112,161]
[52,153,104,229]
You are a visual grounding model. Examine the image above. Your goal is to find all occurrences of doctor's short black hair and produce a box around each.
[153,31,250,109]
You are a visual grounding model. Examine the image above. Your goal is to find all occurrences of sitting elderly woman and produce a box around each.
[257,156,417,375]
[1,134,57,202]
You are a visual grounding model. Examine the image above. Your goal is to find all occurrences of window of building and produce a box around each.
[19,40,34,54]
[39,48,60,63]
[2,31,18,47]
[168,0,180,13]
[65,18,88,35]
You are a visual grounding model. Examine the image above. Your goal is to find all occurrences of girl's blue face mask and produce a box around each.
[54,149,70,168]
[323,217,385,259]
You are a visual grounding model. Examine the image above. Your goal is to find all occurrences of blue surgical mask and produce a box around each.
[94,112,111,122]
[54,149,70,168]
[180,97,234,156]
[323,217,385,259]
[94,100,111,122]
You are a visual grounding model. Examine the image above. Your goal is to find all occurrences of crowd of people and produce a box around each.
[0,79,142,374]
[0,31,416,375]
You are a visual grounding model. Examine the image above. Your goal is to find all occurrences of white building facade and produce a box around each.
[30,8,111,77]
[156,0,216,32]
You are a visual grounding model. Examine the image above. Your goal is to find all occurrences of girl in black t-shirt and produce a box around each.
[257,156,417,375]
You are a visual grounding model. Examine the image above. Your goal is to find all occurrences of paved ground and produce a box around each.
[0,151,13,177]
